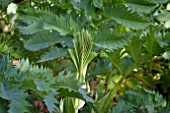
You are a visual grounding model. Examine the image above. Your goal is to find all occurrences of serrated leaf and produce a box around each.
[35,80,53,92]
[4,64,17,78]
[93,29,132,50]
[38,47,67,62]
[58,88,98,113]
[43,15,71,36]
[145,28,162,54]
[125,0,156,13]
[126,36,143,62]
[52,75,98,112]
[0,56,9,75]
[111,87,167,113]
[25,31,61,51]
[105,5,150,29]
[0,55,60,113]
[0,83,29,113]
[8,98,29,113]
[18,19,45,35]
[44,92,59,113]
[17,9,74,36]
[17,9,54,35]
[149,0,168,4]
[69,17,82,33]
[17,9,54,23]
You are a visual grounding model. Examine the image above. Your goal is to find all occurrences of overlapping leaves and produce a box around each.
[0,55,97,112]
[17,9,80,62]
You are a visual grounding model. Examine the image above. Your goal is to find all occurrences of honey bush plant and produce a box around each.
[1,0,170,113]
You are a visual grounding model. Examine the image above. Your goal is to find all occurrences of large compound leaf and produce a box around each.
[38,47,68,62]
[17,58,96,112]
[125,0,156,13]
[17,60,59,113]
[17,9,54,23]
[93,29,132,50]
[105,5,150,29]
[25,31,61,51]
[18,18,45,35]
[17,9,79,36]
[17,9,54,34]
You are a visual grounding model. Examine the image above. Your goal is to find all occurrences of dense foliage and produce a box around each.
[1,0,170,113]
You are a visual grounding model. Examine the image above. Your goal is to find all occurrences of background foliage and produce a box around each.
[0,0,170,113]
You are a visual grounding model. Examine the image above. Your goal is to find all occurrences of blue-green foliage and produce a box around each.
[0,55,97,113]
